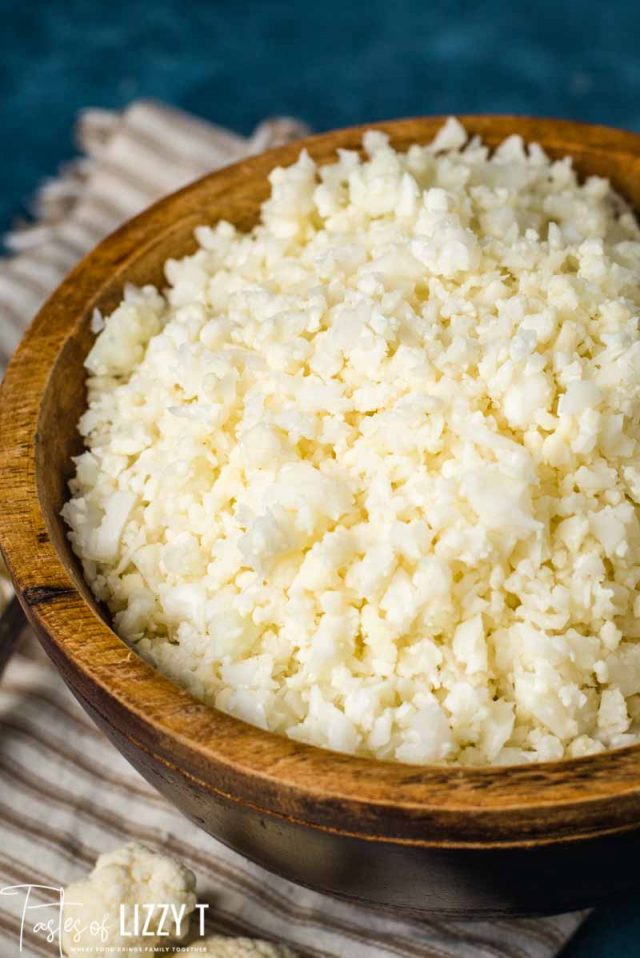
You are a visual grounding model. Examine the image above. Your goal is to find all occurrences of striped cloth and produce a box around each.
[0,101,586,958]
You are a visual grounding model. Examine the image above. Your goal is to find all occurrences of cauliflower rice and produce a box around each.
[63,118,640,766]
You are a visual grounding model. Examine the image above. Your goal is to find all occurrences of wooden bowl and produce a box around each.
[3,116,640,918]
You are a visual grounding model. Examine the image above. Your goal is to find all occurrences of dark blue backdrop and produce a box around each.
[3,0,640,235]
[1,1,639,953]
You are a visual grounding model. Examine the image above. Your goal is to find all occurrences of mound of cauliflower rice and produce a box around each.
[63,118,640,765]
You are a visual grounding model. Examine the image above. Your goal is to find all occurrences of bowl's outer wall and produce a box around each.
[27,608,640,917]
[4,116,640,915]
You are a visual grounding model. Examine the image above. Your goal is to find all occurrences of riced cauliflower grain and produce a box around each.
[62,843,196,956]
[64,118,640,766]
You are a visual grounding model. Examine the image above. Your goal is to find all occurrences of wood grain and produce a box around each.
[2,116,640,914]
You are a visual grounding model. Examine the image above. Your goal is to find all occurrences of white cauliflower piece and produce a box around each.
[62,843,196,957]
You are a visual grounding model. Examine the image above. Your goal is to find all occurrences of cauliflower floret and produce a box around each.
[62,843,196,957]
[61,844,295,958]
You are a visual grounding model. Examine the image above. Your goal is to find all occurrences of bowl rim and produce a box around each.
[3,114,640,850]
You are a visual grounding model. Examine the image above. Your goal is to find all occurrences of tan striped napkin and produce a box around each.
[0,100,586,958]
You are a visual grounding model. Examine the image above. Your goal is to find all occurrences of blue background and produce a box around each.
[1,0,639,952]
